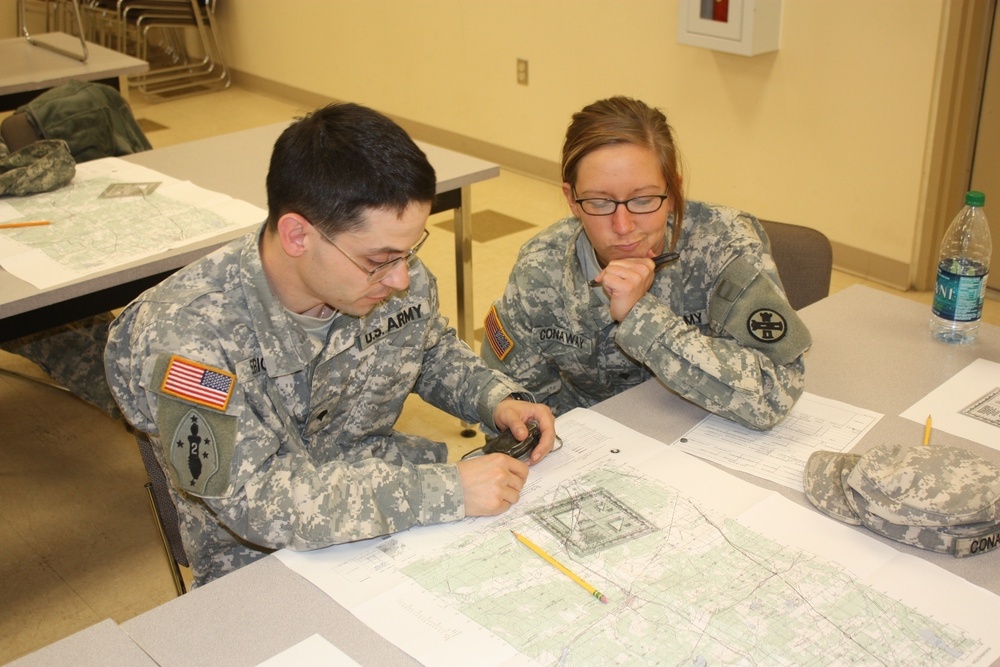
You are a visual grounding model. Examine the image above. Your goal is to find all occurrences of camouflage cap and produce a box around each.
[802,451,862,526]
[803,443,1000,557]
[0,139,75,197]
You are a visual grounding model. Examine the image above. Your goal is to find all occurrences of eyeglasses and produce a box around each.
[573,189,669,216]
[318,227,430,283]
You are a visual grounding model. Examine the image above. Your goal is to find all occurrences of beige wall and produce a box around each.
[216,0,946,287]
[1,1,949,287]
[1,0,18,36]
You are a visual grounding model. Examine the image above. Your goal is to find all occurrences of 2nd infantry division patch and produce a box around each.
[161,355,236,411]
[485,305,514,361]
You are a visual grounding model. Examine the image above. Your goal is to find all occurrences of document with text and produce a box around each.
[901,358,1000,451]
[672,392,882,492]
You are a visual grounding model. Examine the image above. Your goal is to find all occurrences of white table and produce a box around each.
[0,32,148,110]
[0,122,499,345]
[103,285,1000,666]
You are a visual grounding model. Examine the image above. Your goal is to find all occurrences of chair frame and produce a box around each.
[81,0,230,99]
[18,0,89,61]
[134,431,189,595]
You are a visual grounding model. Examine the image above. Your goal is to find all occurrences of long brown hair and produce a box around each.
[561,97,685,250]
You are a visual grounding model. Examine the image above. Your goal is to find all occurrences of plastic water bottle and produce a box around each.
[930,191,991,344]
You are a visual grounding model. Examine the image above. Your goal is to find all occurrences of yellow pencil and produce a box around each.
[0,221,51,230]
[923,415,932,446]
[512,531,608,604]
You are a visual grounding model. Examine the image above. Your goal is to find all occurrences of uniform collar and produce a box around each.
[241,225,326,376]
[575,228,611,307]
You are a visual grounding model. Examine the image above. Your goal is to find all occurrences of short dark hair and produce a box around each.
[265,103,437,235]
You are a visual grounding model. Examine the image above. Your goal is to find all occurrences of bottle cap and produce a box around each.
[965,191,986,207]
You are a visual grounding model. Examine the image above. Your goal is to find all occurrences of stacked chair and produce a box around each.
[82,0,230,100]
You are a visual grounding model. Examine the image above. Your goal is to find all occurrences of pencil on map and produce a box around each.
[512,531,609,604]
[0,221,51,230]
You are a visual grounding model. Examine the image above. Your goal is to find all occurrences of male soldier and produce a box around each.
[105,103,556,586]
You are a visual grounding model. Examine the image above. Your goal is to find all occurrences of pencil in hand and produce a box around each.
[589,251,679,287]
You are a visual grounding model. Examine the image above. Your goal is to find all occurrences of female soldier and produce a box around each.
[481,96,809,429]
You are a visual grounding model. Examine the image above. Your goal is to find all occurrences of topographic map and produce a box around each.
[0,159,263,289]
[403,465,983,666]
[277,409,1000,667]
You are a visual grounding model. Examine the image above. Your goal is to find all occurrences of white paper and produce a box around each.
[0,157,264,289]
[256,634,360,666]
[901,358,1000,450]
[276,408,1000,667]
[672,392,882,491]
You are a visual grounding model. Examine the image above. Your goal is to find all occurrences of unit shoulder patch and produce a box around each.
[156,396,238,498]
[709,256,811,365]
[746,308,788,343]
[170,408,221,494]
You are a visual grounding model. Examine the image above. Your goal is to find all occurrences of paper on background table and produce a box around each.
[256,634,360,667]
[0,157,264,289]
[672,392,882,492]
[276,408,999,667]
[901,358,1000,451]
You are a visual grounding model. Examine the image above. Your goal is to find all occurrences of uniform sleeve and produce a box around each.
[615,288,806,431]
[220,440,465,551]
[479,273,567,412]
[406,270,524,432]
[105,304,466,553]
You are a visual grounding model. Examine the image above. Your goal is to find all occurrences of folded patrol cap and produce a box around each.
[803,443,1000,557]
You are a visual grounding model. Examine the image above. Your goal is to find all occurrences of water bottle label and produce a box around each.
[932,270,987,321]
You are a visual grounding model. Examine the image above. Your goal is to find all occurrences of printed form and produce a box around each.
[901,358,1000,451]
[673,392,882,492]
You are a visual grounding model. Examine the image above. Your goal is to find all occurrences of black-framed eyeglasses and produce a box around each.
[573,189,669,216]
[318,227,430,283]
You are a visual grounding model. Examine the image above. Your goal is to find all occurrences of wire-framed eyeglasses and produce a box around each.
[573,190,669,216]
[319,227,430,283]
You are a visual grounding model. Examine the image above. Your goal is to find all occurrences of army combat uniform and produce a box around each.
[482,201,811,430]
[105,228,525,586]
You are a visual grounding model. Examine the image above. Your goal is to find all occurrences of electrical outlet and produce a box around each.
[517,59,528,86]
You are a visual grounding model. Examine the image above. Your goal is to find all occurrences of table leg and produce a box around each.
[453,184,474,347]
[118,74,131,104]
[453,185,478,438]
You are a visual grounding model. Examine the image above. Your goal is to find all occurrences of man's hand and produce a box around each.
[493,398,556,464]
[593,256,657,322]
[455,398,556,516]
[456,454,528,516]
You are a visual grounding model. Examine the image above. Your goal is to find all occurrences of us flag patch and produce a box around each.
[161,356,235,411]
[484,305,514,361]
